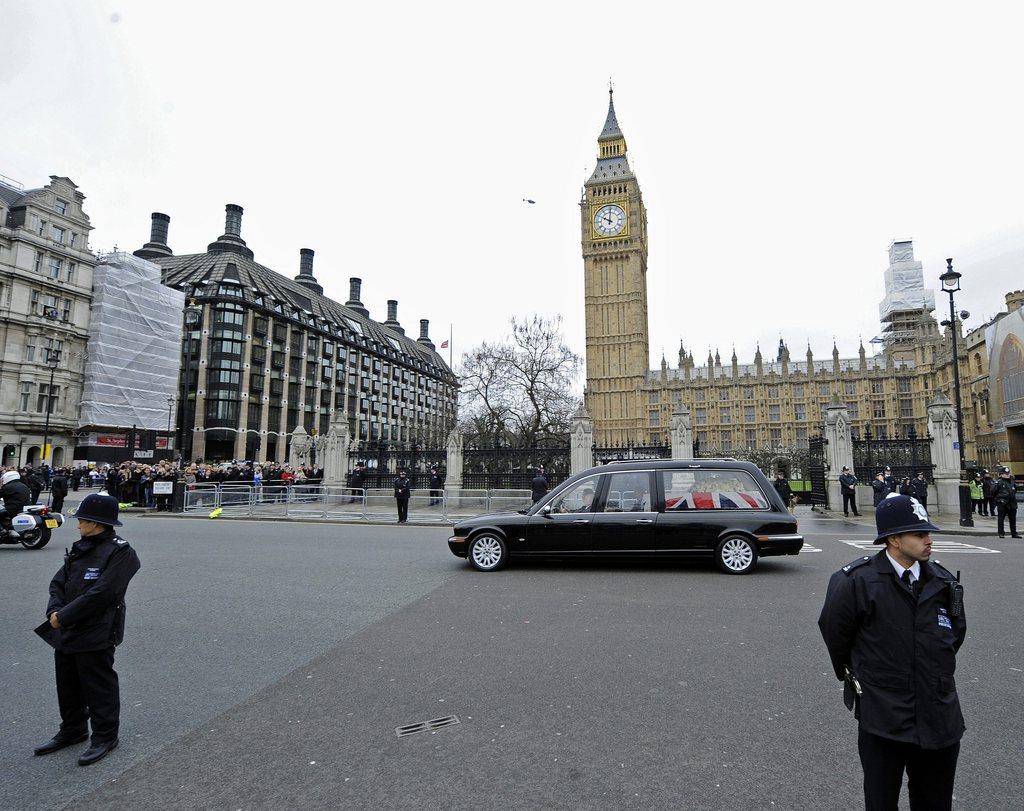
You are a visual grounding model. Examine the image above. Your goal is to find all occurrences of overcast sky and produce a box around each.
[3,1,1023,377]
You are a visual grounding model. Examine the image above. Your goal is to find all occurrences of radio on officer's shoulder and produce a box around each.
[948,570,964,618]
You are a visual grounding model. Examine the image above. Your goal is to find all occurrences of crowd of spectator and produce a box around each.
[0,460,329,512]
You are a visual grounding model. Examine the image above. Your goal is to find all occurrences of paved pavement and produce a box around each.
[2,510,1020,809]
[812,507,1016,538]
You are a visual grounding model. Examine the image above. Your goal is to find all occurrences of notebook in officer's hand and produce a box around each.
[34,620,58,648]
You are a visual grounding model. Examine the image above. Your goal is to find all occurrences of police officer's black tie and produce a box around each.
[901,569,920,598]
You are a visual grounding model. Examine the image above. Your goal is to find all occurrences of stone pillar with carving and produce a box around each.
[928,393,960,514]
[321,413,351,486]
[570,403,594,475]
[671,407,694,459]
[289,424,309,468]
[824,398,853,509]
[445,430,464,496]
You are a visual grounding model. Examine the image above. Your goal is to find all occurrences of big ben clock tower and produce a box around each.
[581,87,651,445]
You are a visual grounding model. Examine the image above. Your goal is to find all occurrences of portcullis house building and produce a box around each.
[134,204,457,463]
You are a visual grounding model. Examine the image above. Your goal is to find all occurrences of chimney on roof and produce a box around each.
[133,211,174,260]
[346,277,369,317]
[384,299,404,334]
[207,202,254,259]
[224,204,243,236]
[294,248,323,295]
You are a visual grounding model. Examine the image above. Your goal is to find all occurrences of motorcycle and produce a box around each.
[0,504,64,549]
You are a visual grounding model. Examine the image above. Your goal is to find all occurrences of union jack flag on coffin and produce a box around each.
[665,491,768,510]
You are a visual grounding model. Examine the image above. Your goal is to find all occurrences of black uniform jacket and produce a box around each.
[839,473,858,493]
[910,478,928,502]
[818,551,966,749]
[46,528,141,653]
[773,479,793,501]
[1,480,32,514]
[993,478,1018,507]
[871,479,888,506]
[531,476,548,500]
[393,478,411,499]
[50,475,69,498]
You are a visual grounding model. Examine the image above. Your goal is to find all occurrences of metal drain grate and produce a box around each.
[395,715,461,738]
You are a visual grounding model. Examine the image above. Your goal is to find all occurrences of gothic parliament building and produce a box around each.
[580,89,1024,470]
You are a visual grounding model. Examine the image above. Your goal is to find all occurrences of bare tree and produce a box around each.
[458,315,581,447]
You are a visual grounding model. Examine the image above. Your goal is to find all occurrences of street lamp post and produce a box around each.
[166,396,175,458]
[939,258,973,527]
[181,301,203,464]
[40,347,62,470]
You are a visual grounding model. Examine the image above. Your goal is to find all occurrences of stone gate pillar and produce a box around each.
[570,403,594,475]
[445,430,464,493]
[928,393,960,514]
[288,425,309,468]
[671,407,694,459]
[824,399,853,509]
[321,414,351,486]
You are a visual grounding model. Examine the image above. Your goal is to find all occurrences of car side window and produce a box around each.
[599,472,652,512]
[549,479,598,514]
[662,469,769,511]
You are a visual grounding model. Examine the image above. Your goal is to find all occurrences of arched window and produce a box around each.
[973,352,983,376]
[1000,337,1024,419]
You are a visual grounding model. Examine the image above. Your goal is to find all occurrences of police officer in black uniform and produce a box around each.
[348,462,366,504]
[818,494,966,810]
[428,465,444,507]
[49,468,68,514]
[394,469,411,524]
[531,469,549,504]
[34,493,141,766]
[839,466,860,517]
[992,466,1020,538]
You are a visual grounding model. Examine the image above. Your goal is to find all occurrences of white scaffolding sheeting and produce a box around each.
[878,240,936,321]
[79,252,185,429]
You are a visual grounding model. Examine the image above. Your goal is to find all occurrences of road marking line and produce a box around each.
[801,543,822,552]
[840,539,1000,554]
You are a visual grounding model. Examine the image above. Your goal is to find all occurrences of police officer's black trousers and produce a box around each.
[396,498,408,522]
[858,729,959,811]
[55,647,120,744]
[842,492,859,515]
[51,496,64,513]
[997,504,1017,536]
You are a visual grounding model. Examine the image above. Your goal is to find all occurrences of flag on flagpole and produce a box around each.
[440,340,449,348]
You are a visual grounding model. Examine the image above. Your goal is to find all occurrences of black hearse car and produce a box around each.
[448,459,802,574]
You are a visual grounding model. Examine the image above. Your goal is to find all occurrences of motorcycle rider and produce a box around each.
[1,469,32,532]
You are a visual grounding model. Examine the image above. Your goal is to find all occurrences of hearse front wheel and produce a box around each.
[468,533,508,572]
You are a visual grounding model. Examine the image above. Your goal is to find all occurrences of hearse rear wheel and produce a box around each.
[715,535,757,574]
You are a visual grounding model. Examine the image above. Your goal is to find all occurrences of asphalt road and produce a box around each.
[1,510,1020,810]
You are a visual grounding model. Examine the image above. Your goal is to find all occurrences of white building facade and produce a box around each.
[0,175,96,468]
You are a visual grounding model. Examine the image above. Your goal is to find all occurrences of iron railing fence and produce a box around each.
[591,442,671,465]
[179,483,533,523]
[462,439,571,489]
[808,435,829,507]
[852,427,934,484]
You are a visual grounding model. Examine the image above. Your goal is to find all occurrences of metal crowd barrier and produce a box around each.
[178,483,533,523]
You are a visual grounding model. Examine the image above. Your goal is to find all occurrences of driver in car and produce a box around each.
[0,469,32,529]
[574,488,595,513]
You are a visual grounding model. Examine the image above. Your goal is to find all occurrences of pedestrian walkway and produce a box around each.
[811,508,1007,538]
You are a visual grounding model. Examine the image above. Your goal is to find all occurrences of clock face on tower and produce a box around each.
[593,203,626,237]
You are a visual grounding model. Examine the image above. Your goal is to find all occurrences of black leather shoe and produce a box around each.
[34,732,88,756]
[78,738,118,766]
[1013,534,1022,539]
